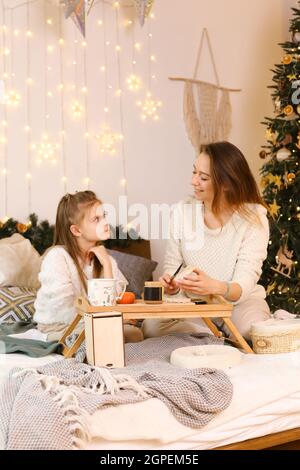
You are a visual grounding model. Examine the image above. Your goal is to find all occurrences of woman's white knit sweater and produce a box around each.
[33,246,127,325]
[164,199,269,305]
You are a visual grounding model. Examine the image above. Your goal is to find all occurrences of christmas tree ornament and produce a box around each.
[287,172,296,183]
[133,0,155,27]
[260,175,269,189]
[292,30,300,43]
[17,223,28,234]
[282,55,293,65]
[259,150,267,159]
[283,104,294,116]
[268,200,281,219]
[276,147,291,161]
[271,174,282,189]
[288,73,297,81]
[271,244,294,278]
[274,96,281,113]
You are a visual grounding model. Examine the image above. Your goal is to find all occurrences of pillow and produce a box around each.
[0,286,37,323]
[108,250,158,298]
[0,234,41,288]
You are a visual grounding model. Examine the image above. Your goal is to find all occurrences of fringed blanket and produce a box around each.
[0,333,233,450]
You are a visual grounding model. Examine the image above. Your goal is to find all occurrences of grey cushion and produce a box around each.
[108,250,158,298]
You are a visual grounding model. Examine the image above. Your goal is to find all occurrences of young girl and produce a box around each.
[34,191,143,343]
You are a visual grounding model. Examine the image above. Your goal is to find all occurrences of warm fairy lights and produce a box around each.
[137,92,162,120]
[72,100,84,118]
[96,124,123,156]
[127,74,142,91]
[31,134,59,165]
[0,1,160,219]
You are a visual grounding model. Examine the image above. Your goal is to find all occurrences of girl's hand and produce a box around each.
[88,245,110,266]
[159,273,180,296]
[176,268,222,296]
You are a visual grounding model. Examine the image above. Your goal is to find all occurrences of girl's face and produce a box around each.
[191,153,215,204]
[79,202,110,242]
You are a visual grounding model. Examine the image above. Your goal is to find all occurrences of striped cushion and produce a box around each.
[0,287,37,323]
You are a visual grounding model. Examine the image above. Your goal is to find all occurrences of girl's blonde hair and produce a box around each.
[54,191,103,292]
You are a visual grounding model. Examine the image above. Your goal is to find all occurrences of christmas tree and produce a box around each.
[259,4,300,314]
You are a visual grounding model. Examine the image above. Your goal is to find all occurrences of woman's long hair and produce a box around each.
[199,141,265,223]
[53,191,103,293]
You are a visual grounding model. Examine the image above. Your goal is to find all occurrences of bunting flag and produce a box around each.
[133,0,155,27]
[60,0,86,37]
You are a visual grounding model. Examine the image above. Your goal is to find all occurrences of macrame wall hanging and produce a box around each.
[169,28,241,153]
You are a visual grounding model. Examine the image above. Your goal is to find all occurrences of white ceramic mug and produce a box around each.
[88,278,127,307]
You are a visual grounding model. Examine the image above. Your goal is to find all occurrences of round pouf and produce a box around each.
[170,345,243,370]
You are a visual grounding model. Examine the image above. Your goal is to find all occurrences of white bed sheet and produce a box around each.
[1,351,300,450]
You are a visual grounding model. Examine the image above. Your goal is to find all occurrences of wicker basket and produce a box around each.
[251,319,300,354]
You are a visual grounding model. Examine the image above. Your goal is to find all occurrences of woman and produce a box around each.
[142,141,271,340]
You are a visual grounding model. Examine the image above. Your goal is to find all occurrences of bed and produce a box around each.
[1,349,300,450]
[1,239,300,450]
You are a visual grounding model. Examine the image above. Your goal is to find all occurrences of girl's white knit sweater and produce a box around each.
[33,246,127,325]
[164,199,269,305]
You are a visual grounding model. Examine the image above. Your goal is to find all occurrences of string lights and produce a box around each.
[0,0,160,220]
[96,0,123,158]
[33,1,59,165]
[137,16,161,120]
[1,3,8,221]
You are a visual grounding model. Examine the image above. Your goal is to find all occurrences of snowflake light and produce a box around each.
[32,134,59,164]
[137,92,162,120]
[96,124,123,155]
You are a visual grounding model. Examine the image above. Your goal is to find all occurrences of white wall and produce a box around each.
[0,0,286,277]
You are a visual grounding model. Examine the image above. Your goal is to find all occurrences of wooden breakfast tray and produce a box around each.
[59,295,254,357]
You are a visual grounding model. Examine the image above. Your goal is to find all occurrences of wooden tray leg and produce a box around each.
[59,313,84,358]
[62,330,85,358]
[202,318,223,338]
[223,318,254,354]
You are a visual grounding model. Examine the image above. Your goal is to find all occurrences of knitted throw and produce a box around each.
[0,333,233,450]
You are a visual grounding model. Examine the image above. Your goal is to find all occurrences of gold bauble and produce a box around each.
[284,105,294,116]
[17,223,28,234]
[282,55,293,65]
[287,173,296,183]
[297,105,300,115]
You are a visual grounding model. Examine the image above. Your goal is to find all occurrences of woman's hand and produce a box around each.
[159,273,180,296]
[176,268,224,296]
[88,245,110,266]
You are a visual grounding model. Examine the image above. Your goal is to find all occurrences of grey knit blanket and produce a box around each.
[0,333,233,450]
